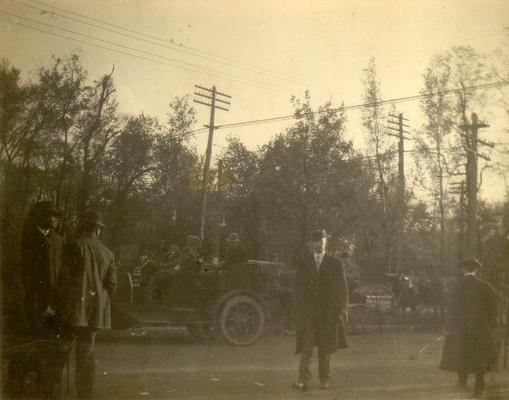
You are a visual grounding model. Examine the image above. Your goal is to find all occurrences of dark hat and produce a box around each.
[459,257,481,270]
[79,210,106,228]
[33,200,62,217]
[310,229,327,242]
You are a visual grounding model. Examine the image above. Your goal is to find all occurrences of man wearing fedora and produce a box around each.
[223,232,248,266]
[61,210,117,399]
[19,200,64,398]
[292,229,348,392]
[440,257,498,399]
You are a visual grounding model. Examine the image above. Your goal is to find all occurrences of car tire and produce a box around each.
[217,295,265,346]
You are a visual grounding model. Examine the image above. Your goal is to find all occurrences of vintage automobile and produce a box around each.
[112,257,294,346]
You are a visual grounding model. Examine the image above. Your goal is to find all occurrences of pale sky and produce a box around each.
[1,0,508,201]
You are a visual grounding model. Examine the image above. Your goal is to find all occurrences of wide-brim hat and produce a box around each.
[79,210,106,228]
[310,229,327,242]
[33,200,62,217]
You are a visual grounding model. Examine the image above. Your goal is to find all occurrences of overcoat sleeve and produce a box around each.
[336,259,349,318]
[103,254,117,297]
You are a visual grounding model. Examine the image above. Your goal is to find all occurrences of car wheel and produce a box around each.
[186,323,216,339]
[218,295,265,346]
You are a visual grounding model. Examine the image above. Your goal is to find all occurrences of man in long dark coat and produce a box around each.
[20,200,65,398]
[440,257,498,398]
[22,201,63,334]
[61,210,117,399]
[292,229,348,392]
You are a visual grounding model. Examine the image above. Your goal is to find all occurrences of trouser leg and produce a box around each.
[298,324,315,383]
[318,352,330,383]
[298,345,313,383]
[457,371,468,387]
[75,328,96,400]
[474,372,485,394]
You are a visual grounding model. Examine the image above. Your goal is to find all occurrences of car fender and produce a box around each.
[209,290,271,322]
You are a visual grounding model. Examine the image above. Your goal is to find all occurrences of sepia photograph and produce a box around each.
[1,0,508,399]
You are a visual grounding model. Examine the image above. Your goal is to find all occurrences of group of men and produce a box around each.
[12,203,500,399]
[15,201,117,399]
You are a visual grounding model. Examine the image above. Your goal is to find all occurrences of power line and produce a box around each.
[1,12,320,98]
[14,0,341,97]
[210,80,509,131]
[3,16,508,145]
[182,80,509,141]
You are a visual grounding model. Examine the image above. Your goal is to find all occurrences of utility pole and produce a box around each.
[459,112,490,258]
[450,180,466,263]
[194,85,231,240]
[212,159,224,265]
[388,113,410,273]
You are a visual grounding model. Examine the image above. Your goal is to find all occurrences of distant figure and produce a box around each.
[61,210,117,400]
[292,229,348,392]
[429,263,447,327]
[223,232,248,266]
[440,257,498,399]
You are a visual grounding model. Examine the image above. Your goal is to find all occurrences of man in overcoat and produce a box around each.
[20,200,65,398]
[293,229,348,392]
[440,257,498,398]
[62,210,117,399]
[22,201,63,334]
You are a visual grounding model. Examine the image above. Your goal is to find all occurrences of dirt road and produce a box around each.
[69,329,508,400]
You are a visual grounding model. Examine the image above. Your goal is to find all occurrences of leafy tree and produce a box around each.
[417,46,492,270]
[218,136,260,254]
[418,53,456,270]
[103,113,157,246]
[360,57,400,272]
[256,92,364,254]
[149,96,198,248]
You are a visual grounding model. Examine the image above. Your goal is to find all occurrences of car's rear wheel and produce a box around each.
[217,295,265,346]
[186,323,216,339]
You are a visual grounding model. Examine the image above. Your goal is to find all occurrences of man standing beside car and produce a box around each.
[292,229,348,392]
[61,210,117,400]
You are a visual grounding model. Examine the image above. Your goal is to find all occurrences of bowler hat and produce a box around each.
[33,200,62,217]
[310,229,327,242]
[79,210,106,228]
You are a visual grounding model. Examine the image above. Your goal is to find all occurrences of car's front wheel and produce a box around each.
[217,295,265,346]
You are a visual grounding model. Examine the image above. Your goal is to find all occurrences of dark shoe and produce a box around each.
[292,382,308,392]
[320,381,330,389]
